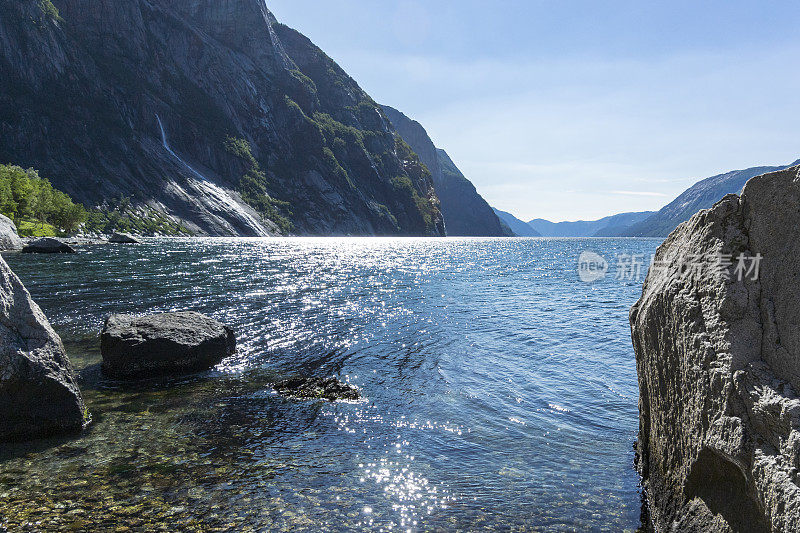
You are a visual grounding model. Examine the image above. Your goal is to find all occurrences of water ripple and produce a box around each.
[0,237,659,531]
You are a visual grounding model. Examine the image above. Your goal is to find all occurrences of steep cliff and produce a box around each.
[382,106,510,236]
[0,0,444,236]
[631,166,800,531]
[493,208,541,237]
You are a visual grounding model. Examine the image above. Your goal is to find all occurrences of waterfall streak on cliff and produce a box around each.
[155,114,268,235]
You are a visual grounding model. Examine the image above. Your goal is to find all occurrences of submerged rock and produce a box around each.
[631,165,800,532]
[274,377,360,402]
[0,214,22,251]
[0,255,86,441]
[108,232,141,244]
[21,237,76,254]
[100,312,236,379]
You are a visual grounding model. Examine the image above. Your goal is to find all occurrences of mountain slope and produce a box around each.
[622,160,800,237]
[493,208,541,237]
[0,0,444,236]
[528,211,653,237]
[382,106,511,236]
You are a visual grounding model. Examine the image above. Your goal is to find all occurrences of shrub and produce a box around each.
[83,196,192,236]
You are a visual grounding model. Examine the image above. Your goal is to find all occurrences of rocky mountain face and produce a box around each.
[0,0,444,236]
[631,166,800,531]
[382,106,511,237]
[493,208,541,237]
[527,211,653,237]
[622,160,799,237]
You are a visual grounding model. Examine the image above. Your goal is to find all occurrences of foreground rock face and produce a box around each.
[624,160,799,238]
[631,165,800,532]
[274,377,360,402]
[101,312,236,379]
[0,214,22,251]
[22,238,76,254]
[0,256,86,441]
[108,232,141,244]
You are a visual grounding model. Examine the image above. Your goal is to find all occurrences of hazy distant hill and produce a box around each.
[621,159,800,237]
[493,208,541,237]
[528,212,654,237]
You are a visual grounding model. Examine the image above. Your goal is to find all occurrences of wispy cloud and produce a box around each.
[608,190,668,197]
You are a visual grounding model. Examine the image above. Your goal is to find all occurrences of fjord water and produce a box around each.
[0,237,659,531]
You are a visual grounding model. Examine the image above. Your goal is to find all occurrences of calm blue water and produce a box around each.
[0,237,659,531]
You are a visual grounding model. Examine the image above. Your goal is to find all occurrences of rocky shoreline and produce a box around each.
[0,233,362,445]
[631,165,800,531]
[5,166,800,528]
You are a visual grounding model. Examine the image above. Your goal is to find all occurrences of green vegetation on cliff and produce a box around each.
[84,196,192,236]
[224,137,293,234]
[391,139,439,232]
[38,0,62,22]
[0,164,191,236]
[0,164,86,235]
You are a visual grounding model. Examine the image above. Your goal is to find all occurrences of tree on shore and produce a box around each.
[0,164,87,234]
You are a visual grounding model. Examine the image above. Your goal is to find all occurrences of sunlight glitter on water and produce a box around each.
[0,237,660,531]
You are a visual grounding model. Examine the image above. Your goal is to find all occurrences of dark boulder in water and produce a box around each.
[22,238,76,254]
[100,312,236,380]
[0,255,87,442]
[108,232,141,244]
[274,377,361,402]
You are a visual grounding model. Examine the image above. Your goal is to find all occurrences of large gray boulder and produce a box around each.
[22,237,76,254]
[108,232,141,244]
[631,165,800,532]
[101,312,236,379]
[0,255,86,441]
[0,214,22,251]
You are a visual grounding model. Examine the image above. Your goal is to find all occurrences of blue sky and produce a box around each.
[268,1,800,222]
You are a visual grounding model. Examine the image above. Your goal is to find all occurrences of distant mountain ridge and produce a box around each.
[496,157,800,238]
[528,211,654,237]
[621,159,800,237]
[382,106,512,237]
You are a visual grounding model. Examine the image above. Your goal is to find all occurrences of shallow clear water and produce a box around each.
[0,237,659,531]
